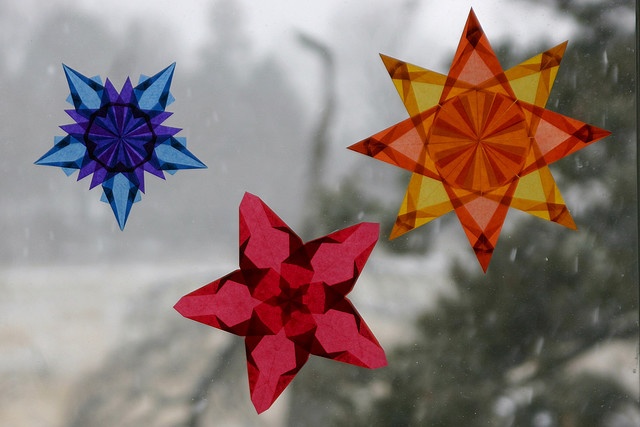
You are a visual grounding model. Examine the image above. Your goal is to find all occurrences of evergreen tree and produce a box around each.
[301,1,638,425]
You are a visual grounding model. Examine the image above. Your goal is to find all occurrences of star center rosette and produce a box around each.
[36,63,206,229]
[174,193,387,413]
[428,89,530,192]
[348,9,610,271]
[84,101,157,173]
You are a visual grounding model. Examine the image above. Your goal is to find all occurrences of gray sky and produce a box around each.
[9,0,580,67]
[4,0,584,114]
[0,0,602,258]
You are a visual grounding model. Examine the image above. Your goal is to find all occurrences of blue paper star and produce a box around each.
[36,63,206,229]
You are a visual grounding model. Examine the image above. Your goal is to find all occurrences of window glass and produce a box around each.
[1,0,637,426]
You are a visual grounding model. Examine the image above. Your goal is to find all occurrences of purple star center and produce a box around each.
[84,102,156,172]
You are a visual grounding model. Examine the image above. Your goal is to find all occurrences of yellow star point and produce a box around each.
[348,9,610,271]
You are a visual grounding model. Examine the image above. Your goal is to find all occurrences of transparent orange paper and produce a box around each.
[349,9,610,271]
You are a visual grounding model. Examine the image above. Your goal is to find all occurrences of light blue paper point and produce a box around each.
[156,141,206,170]
[62,64,103,110]
[135,63,176,111]
[103,174,137,230]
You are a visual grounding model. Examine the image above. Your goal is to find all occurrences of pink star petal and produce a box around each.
[174,193,387,413]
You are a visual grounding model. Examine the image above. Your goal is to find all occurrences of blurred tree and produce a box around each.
[297,0,433,254]
[296,1,638,426]
[57,1,637,426]
[340,221,637,426]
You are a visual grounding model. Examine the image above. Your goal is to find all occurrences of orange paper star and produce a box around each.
[349,9,610,271]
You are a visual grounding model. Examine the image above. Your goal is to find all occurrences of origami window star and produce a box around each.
[348,9,610,271]
[174,193,386,413]
[35,63,206,229]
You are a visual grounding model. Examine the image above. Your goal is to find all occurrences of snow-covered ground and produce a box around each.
[0,262,217,426]
[0,253,453,426]
[1,252,637,426]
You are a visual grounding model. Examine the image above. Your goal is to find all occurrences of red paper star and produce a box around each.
[174,193,386,413]
[348,9,610,271]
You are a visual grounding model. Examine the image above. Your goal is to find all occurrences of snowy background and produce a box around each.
[0,0,637,426]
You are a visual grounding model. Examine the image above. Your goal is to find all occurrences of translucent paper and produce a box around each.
[36,63,206,229]
[174,193,387,413]
[349,9,610,271]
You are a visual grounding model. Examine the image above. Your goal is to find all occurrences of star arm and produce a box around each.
[100,173,143,230]
[520,104,611,174]
[502,42,567,107]
[147,124,181,140]
[34,135,86,172]
[446,181,519,272]
[390,173,454,239]
[379,54,448,116]
[109,77,132,105]
[245,330,310,413]
[511,166,576,229]
[134,63,176,112]
[59,123,88,136]
[307,222,378,295]
[153,137,207,173]
[173,270,260,336]
[310,299,387,369]
[348,111,441,179]
[441,8,506,101]
[477,42,568,106]
[62,64,104,111]
[239,193,304,273]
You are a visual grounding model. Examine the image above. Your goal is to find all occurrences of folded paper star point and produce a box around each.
[348,8,610,271]
[174,192,386,413]
[35,63,206,229]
